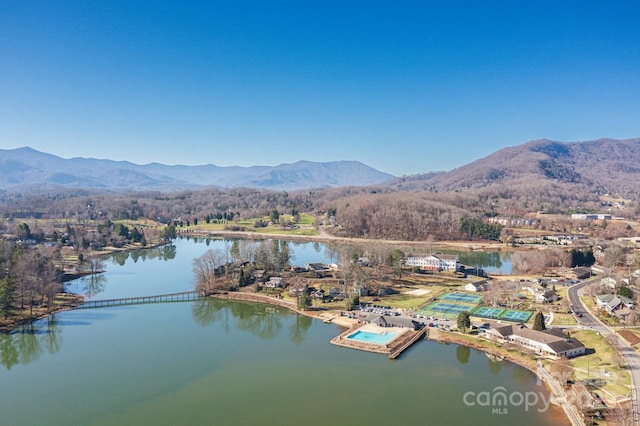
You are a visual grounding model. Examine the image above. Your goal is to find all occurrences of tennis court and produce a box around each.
[437,292,483,304]
[499,309,533,322]
[471,306,505,319]
[422,301,477,319]
[471,306,533,323]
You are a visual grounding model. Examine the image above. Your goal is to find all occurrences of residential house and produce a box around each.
[264,277,284,289]
[484,323,585,358]
[566,267,591,280]
[357,257,371,267]
[525,285,558,304]
[595,294,634,315]
[288,284,308,297]
[464,282,486,292]
[535,289,558,304]
[601,277,617,289]
[328,287,345,300]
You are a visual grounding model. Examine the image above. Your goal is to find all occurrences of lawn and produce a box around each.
[185,213,318,236]
[552,313,578,326]
[565,330,632,399]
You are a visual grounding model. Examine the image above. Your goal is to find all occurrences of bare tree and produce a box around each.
[604,244,627,268]
[193,249,228,293]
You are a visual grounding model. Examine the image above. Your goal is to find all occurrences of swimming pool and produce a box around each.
[347,330,398,345]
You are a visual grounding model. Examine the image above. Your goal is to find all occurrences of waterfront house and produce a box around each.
[264,277,284,289]
[484,324,585,358]
[288,284,308,297]
[405,254,459,272]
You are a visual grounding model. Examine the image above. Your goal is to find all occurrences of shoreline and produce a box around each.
[209,290,582,425]
[178,228,512,251]
[3,281,581,425]
[2,235,580,424]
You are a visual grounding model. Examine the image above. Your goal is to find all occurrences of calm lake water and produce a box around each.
[0,238,564,425]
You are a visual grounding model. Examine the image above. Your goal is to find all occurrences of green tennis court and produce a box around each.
[422,301,476,318]
[471,306,533,322]
[437,292,483,304]
[499,309,533,322]
[471,306,505,319]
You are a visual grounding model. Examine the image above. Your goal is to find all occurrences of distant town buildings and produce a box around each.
[570,213,612,220]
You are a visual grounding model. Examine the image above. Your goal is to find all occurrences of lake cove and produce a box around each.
[0,238,566,425]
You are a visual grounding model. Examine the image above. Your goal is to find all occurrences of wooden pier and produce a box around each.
[388,328,428,359]
[76,291,205,309]
[330,324,428,359]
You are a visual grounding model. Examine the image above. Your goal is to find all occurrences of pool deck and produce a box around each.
[330,323,427,358]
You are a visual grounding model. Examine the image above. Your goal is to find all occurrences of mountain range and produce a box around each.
[2,137,639,194]
[0,147,394,192]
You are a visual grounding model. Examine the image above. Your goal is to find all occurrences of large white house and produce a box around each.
[484,323,585,359]
[405,254,459,272]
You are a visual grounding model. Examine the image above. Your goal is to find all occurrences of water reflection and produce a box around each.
[457,251,504,269]
[456,345,470,364]
[488,357,503,374]
[0,316,62,370]
[191,298,311,344]
[111,244,178,265]
[79,274,107,298]
[289,314,312,346]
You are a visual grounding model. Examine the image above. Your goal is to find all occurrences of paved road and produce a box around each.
[568,277,640,425]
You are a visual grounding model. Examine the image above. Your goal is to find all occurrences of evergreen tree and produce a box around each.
[618,286,633,299]
[297,292,312,309]
[533,311,546,331]
[0,276,16,318]
[345,294,360,311]
[457,311,471,333]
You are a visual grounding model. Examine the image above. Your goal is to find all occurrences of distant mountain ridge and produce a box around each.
[392,137,640,195]
[0,147,395,192]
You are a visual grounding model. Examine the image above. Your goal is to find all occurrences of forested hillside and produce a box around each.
[392,138,640,197]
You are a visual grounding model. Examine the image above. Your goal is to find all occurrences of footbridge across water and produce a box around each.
[76,291,206,309]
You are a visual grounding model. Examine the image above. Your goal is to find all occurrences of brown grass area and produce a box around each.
[617,329,640,346]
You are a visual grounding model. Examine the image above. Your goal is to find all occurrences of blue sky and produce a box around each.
[1,1,639,176]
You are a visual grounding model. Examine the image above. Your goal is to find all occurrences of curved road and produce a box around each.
[568,278,640,425]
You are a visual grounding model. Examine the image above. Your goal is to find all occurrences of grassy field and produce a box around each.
[552,313,578,326]
[185,213,318,236]
[564,330,632,399]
